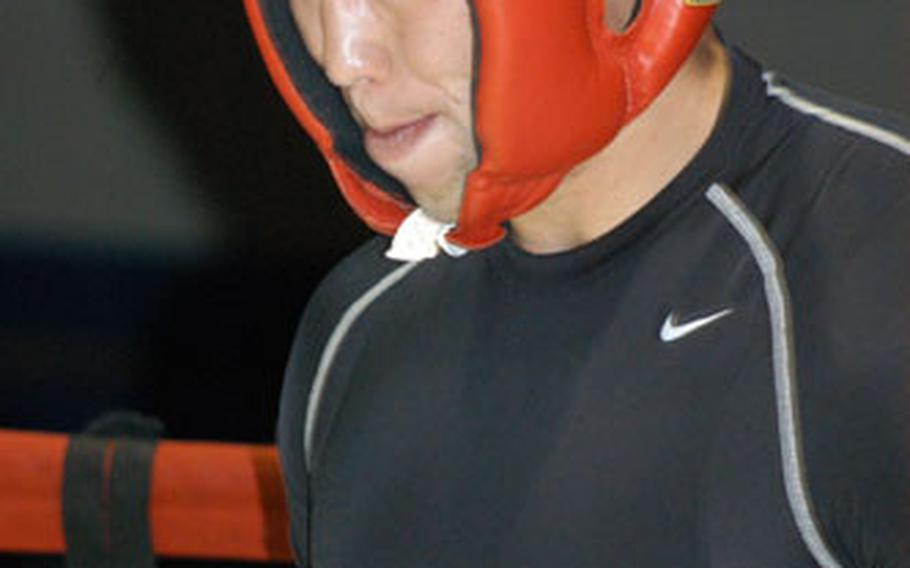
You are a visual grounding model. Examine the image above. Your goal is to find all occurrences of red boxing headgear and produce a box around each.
[245,0,719,250]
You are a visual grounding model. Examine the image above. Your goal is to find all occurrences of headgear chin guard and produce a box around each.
[245,0,719,251]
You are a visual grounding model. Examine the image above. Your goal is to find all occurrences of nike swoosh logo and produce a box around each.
[660,308,734,342]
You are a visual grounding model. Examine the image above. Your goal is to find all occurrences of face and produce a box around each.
[289,0,478,222]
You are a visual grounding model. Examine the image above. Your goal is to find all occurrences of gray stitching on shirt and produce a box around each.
[304,260,421,471]
[706,183,843,568]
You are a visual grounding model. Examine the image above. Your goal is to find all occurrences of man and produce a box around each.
[245,0,910,566]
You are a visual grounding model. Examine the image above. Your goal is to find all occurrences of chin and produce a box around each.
[385,130,475,222]
[404,178,465,223]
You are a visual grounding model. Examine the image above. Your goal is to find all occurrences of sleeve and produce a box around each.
[789,138,910,567]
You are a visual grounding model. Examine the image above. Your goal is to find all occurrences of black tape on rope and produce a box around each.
[62,412,164,568]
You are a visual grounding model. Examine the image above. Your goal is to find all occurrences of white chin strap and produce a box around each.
[385,209,469,262]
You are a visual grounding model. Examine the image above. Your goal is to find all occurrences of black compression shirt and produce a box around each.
[277,48,910,567]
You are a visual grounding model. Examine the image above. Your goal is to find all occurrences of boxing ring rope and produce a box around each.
[0,428,293,563]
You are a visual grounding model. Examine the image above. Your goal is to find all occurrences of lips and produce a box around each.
[364,114,438,164]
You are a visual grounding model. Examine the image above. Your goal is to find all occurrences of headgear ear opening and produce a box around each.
[628,0,645,29]
[604,0,645,34]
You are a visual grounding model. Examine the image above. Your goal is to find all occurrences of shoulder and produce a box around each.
[277,237,400,464]
[300,236,401,326]
[283,234,428,388]
[760,71,910,302]
[775,77,910,328]
[761,71,910,202]
[718,50,909,252]
[280,235,418,413]
[753,76,910,565]
[761,69,910,155]
[275,235,404,563]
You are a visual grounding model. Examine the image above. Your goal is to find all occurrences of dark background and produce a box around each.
[2,1,908,566]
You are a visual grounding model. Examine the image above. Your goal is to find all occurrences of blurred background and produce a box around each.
[2,1,908,567]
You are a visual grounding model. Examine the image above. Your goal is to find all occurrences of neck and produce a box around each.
[508,32,732,255]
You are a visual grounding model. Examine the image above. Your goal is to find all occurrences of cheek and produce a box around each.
[289,0,324,62]
[401,1,474,100]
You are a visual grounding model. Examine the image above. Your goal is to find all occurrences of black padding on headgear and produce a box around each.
[259,0,411,202]
[63,412,164,568]
[628,0,644,28]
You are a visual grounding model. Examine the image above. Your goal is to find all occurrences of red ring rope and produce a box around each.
[0,428,292,563]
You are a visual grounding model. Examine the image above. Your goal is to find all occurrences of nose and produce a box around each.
[322,0,392,87]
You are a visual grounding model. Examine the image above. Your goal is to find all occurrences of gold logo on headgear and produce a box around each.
[684,0,722,6]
